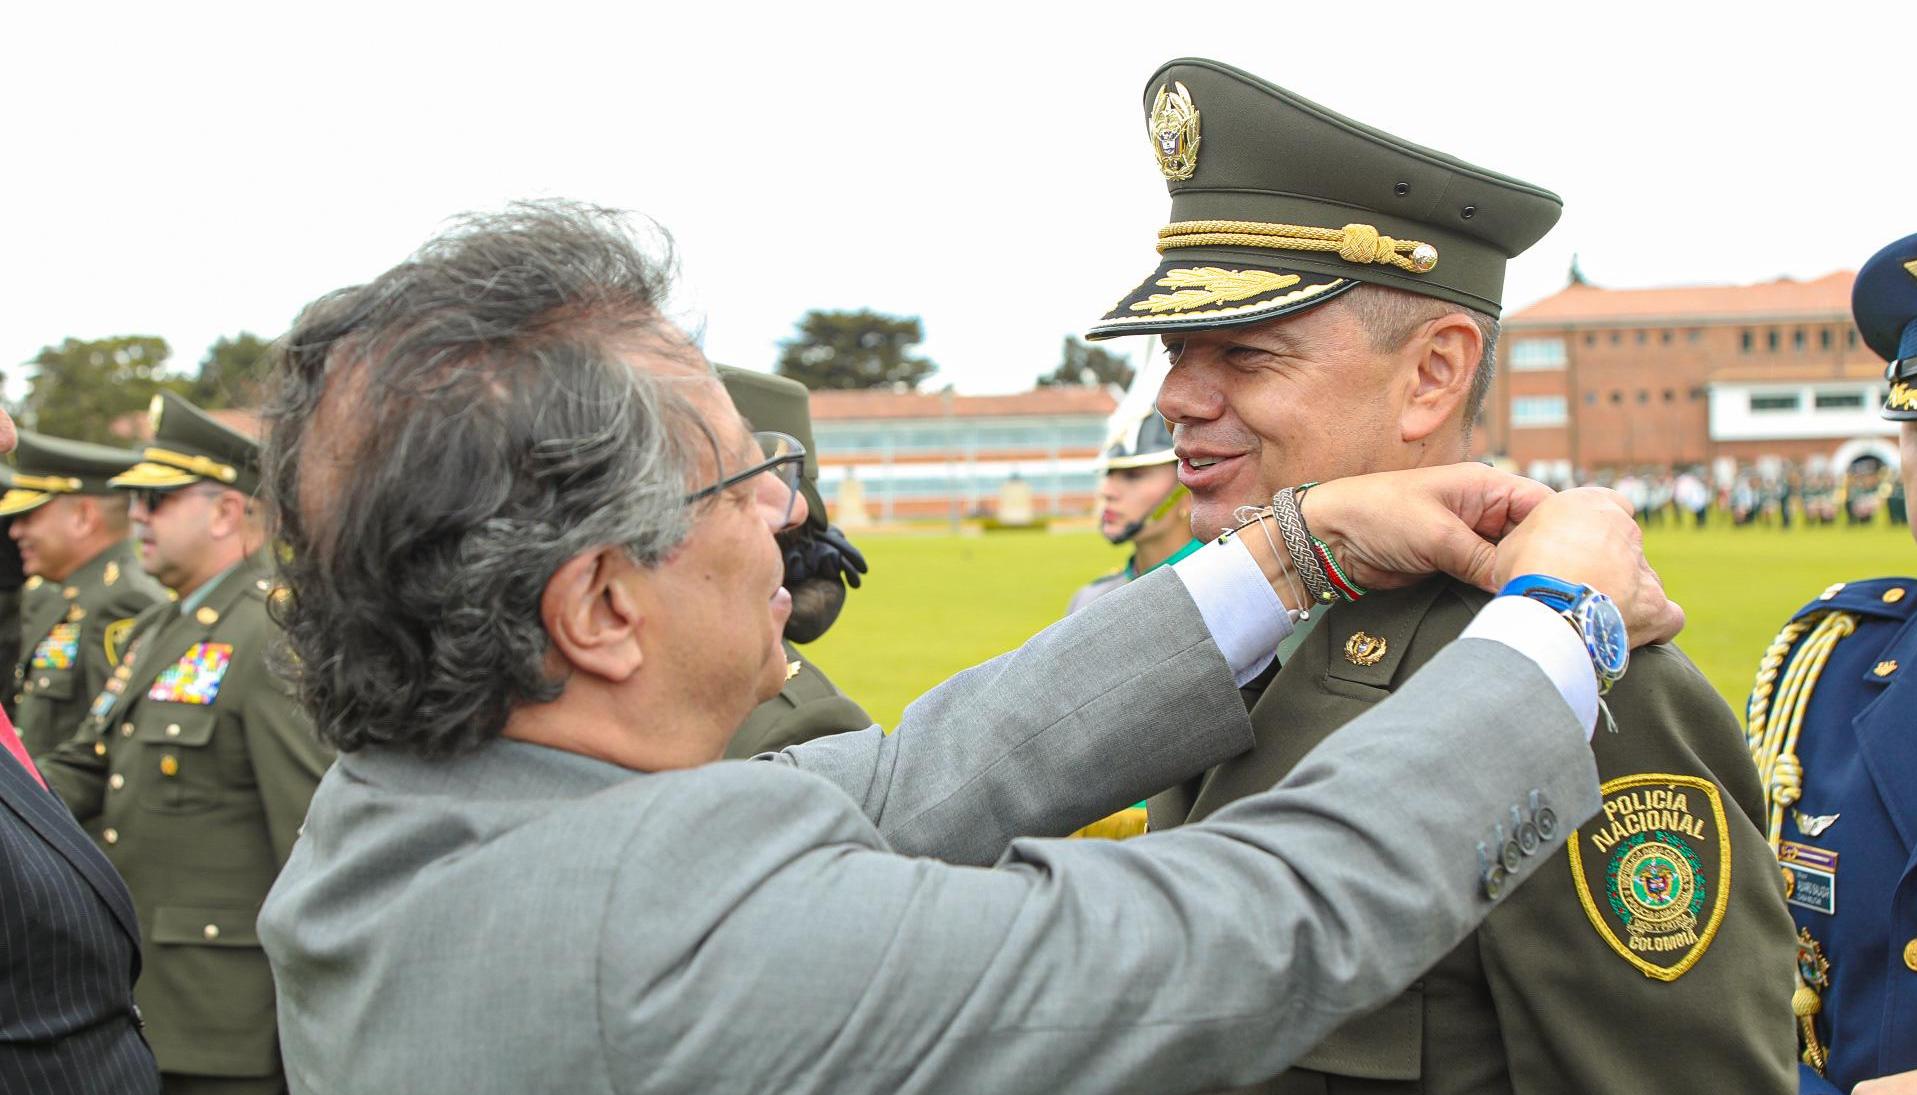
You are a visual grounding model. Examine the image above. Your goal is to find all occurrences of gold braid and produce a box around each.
[1748,609,1854,1076]
[1747,610,1856,852]
[1156,220,1438,274]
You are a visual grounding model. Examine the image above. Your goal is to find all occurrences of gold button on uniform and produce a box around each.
[1905,939,1917,972]
[202,924,220,941]
[108,774,125,791]
[159,756,180,777]
[37,677,49,689]
[1820,582,1846,600]
[93,742,107,757]
[165,724,181,737]
[62,587,78,600]
[120,722,135,737]
[196,607,220,626]
[103,828,118,844]
[1886,587,1908,604]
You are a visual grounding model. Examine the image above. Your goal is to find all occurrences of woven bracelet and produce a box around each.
[1272,485,1337,608]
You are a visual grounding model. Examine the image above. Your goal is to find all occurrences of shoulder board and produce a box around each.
[1787,577,1917,625]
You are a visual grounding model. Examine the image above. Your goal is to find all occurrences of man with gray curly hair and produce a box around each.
[257,201,1682,1095]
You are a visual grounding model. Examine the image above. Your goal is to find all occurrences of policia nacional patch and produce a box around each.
[1567,773,1732,981]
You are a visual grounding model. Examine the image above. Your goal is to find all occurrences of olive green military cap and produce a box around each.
[1087,58,1563,340]
[109,391,262,495]
[718,366,828,532]
[0,431,148,516]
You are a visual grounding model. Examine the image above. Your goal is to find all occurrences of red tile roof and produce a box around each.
[809,387,1116,421]
[1509,271,1855,327]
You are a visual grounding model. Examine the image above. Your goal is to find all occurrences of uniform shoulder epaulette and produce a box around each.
[1787,576,1916,625]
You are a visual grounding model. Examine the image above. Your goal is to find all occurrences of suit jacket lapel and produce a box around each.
[0,744,143,954]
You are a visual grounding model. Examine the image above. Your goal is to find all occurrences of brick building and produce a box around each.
[1483,271,1900,483]
[809,386,1115,523]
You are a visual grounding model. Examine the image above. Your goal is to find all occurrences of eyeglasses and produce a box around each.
[685,431,806,528]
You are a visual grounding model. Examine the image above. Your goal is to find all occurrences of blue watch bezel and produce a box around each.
[1500,574,1630,691]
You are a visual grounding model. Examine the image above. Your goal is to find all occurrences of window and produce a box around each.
[1610,331,1622,346]
[1688,329,1702,343]
[1690,387,1708,401]
[1815,391,1866,411]
[1848,329,1859,348]
[1511,396,1568,427]
[1509,338,1568,370]
[1636,330,1648,345]
[1767,329,1780,352]
[1820,328,1832,351]
[1610,391,1623,405]
[1584,391,1597,405]
[1793,329,1806,351]
[1584,332,1597,347]
[1663,389,1676,403]
[1637,390,1650,404]
[1740,329,1753,352]
[1750,393,1801,413]
[1660,330,1673,345]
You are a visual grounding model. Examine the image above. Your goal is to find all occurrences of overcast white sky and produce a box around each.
[4,2,1912,401]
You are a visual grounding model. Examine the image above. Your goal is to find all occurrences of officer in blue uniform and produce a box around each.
[1748,232,1917,1093]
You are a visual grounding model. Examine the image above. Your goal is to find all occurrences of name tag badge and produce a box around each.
[1779,841,1837,915]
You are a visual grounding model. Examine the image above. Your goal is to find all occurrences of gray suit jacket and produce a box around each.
[258,569,1601,1095]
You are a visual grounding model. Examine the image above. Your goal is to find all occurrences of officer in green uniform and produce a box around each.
[39,392,332,1095]
[717,366,871,758]
[1088,59,1795,1093]
[3,431,169,757]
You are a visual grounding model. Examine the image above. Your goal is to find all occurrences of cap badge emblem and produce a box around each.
[1344,631,1388,666]
[1148,81,1202,181]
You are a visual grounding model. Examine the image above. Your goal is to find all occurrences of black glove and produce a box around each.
[783,524,868,591]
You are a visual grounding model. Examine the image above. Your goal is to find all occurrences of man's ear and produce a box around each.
[1399,312,1484,446]
[542,547,645,683]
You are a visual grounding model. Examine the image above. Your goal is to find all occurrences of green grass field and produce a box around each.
[803,520,1915,731]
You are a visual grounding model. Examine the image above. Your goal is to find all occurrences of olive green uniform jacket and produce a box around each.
[15,541,168,757]
[724,641,871,759]
[39,552,333,1082]
[1149,578,1797,1095]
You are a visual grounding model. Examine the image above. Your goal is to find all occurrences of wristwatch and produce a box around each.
[1499,574,1630,694]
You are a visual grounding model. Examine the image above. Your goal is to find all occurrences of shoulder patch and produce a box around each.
[103,617,138,666]
[1567,772,1732,981]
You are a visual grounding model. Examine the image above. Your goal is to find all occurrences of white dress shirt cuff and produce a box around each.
[1460,595,1600,740]
[1171,536,1290,687]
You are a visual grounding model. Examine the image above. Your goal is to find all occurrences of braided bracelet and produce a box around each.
[1291,483,1367,603]
[1271,485,1338,608]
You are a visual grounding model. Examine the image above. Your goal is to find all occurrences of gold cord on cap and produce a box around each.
[1158,220,1438,274]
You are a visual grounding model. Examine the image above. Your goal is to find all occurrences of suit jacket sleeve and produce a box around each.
[1476,644,1798,1093]
[231,644,332,866]
[763,568,1258,866]
[607,637,1602,1095]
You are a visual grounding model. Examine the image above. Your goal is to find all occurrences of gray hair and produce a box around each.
[1340,284,1501,443]
[264,201,714,757]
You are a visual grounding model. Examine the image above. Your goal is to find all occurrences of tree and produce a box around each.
[775,310,937,391]
[189,332,275,410]
[1037,335,1135,390]
[21,336,187,444]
